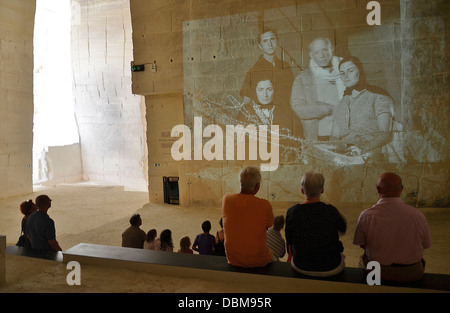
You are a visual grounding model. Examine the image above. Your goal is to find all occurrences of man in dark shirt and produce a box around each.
[27,195,62,252]
[121,214,146,248]
[285,172,346,276]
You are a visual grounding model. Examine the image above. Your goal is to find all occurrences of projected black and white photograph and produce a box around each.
[182,2,446,167]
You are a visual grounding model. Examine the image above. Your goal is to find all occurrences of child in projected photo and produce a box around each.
[328,56,395,161]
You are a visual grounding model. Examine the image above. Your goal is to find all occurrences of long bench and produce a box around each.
[6,243,450,292]
[62,243,450,292]
[6,245,63,262]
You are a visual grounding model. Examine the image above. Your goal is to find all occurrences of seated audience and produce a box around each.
[192,220,215,255]
[16,199,37,248]
[178,236,193,254]
[143,228,160,250]
[353,172,432,282]
[213,218,226,256]
[222,166,274,268]
[27,195,62,252]
[160,229,174,252]
[266,215,286,261]
[285,172,346,277]
[121,214,146,249]
[26,195,62,251]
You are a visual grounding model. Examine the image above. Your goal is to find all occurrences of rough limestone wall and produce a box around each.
[130,0,449,207]
[0,0,35,198]
[71,0,147,191]
[399,0,449,206]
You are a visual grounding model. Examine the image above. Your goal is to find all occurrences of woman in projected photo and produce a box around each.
[239,70,296,128]
[238,71,304,162]
[330,56,394,161]
[238,73,276,126]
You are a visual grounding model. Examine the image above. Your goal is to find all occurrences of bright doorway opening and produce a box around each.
[33,0,81,186]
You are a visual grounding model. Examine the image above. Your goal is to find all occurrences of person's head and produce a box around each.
[35,195,52,211]
[258,29,278,56]
[339,56,365,88]
[179,236,191,251]
[146,229,157,242]
[239,166,262,194]
[256,80,274,105]
[201,220,212,233]
[218,217,223,229]
[309,37,334,67]
[160,229,173,246]
[376,172,403,198]
[20,199,36,217]
[273,215,285,231]
[129,214,142,227]
[301,171,325,199]
[339,56,369,88]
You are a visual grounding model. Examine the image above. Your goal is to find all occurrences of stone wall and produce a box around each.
[71,0,147,191]
[0,0,36,198]
[130,0,449,207]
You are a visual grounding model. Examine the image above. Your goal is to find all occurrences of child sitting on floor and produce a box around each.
[266,215,286,261]
[192,220,215,255]
[178,236,193,254]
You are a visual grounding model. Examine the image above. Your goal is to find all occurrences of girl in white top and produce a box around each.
[143,229,161,250]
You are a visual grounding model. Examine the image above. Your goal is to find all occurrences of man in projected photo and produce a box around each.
[330,56,394,161]
[240,29,300,138]
[290,37,345,141]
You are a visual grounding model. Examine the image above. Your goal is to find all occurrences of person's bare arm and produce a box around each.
[48,239,62,251]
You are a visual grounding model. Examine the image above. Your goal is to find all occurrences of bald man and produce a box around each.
[353,172,432,282]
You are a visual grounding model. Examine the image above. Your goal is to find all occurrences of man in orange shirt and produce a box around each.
[222,166,274,267]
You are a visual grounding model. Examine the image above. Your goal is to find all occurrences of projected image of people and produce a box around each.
[290,37,345,141]
[181,9,415,166]
[330,56,394,161]
[240,29,294,109]
[239,29,302,141]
